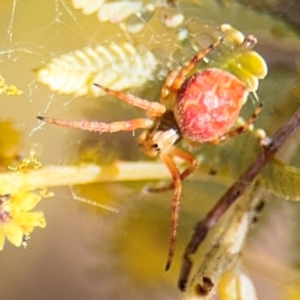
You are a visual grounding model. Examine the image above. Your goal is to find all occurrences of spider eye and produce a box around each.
[151,143,160,151]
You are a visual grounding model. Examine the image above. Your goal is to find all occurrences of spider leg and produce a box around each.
[210,102,263,145]
[37,116,154,133]
[93,83,166,117]
[160,67,181,106]
[159,152,182,271]
[149,148,197,193]
[171,37,224,93]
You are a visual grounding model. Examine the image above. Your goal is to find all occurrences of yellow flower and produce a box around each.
[0,190,46,250]
[0,75,23,96]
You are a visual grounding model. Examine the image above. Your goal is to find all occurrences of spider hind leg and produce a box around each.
[159,152,183,271]
[149,148,197,193]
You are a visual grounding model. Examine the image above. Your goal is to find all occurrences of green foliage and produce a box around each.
[261,159,300,201]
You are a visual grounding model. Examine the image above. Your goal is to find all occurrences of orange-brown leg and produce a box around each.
[171,37,223,93]
[210,103,263,145]
[160,67,181,106]
[94,83,166,117]
[149,147,197,193]
[159,152,182,271]
[37,116,154,133]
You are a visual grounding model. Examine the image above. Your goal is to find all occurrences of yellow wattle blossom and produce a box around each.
[0,190,46,250]
[0,151,51,250]
[0,75,23,96]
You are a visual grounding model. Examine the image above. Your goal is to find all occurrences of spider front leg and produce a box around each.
[149,148,197,193]
[37,116,154,133]
[93,83,166,117]
[170,37,224,94]
[160,67,181,106]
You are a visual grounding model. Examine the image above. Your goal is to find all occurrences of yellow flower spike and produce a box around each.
[236,51,268,79]
[218,268,258,300]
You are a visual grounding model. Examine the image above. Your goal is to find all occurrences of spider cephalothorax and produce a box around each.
[138,110,181,157]
[38,35,266,270]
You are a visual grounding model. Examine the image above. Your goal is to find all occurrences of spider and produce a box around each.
[37,36,262,271]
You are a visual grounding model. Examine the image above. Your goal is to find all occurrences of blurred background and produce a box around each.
[0,0,300,299]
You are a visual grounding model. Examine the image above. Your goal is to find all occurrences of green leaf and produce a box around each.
[260,158,300,201]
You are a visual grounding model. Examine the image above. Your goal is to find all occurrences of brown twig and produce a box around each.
[178,105,300,291]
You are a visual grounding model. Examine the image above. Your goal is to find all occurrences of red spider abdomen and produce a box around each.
[174,68,248,142]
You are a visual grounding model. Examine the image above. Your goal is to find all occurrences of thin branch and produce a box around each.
[178,104,300,291]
